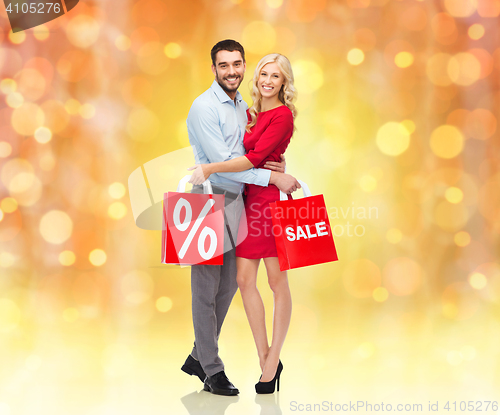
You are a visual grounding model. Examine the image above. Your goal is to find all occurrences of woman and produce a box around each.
[189,53,297,394]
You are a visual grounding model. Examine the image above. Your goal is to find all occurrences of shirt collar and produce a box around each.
[211,80,243,104]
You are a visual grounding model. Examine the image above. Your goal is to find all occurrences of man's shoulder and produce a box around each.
[189,89,218,115]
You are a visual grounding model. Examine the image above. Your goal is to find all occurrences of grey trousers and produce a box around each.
[189,185,244,376]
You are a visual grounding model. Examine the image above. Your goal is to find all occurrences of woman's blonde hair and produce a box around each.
[246,53,297,133]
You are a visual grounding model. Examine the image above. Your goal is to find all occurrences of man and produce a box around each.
[181,39,300,396]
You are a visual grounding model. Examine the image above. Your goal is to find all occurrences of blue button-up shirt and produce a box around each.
[187,80,271,194]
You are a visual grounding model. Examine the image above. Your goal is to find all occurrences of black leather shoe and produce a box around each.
[181,355,206,383]
[203,371,239,396]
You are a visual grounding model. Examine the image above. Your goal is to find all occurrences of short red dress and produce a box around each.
[235,105,294,259]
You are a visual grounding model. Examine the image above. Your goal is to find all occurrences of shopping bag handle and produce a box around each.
[279,180,311,201]
[177,175,213,194]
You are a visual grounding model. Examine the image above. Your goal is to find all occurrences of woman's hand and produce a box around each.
[264,154,286,173]
[187,164,211,185]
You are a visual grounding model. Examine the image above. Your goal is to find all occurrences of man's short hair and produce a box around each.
[211,39,245,66]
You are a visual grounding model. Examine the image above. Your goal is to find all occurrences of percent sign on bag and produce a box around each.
[162,191,225,265]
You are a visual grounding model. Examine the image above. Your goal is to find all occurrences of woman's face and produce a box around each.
[257,62,284,101]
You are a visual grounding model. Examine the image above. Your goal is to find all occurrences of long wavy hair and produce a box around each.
[246,53,297,133]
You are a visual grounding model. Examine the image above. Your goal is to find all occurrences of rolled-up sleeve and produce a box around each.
[245,111,294,167]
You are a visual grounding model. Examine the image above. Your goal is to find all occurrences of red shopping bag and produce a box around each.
[270,182,338,271]
[162,176,225,265]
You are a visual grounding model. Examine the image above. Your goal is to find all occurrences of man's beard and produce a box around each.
[215,70,243,94]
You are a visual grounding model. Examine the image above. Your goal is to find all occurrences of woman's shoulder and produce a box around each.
[271,105,293,124]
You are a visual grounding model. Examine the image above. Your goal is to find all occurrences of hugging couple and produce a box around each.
[181,39,301,395]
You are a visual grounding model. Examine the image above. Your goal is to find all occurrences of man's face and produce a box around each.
[211,50,246,97]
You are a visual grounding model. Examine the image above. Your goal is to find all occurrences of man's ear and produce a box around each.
[211,65,217,76]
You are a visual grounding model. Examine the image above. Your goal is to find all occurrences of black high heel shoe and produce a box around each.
[255,360,283,394]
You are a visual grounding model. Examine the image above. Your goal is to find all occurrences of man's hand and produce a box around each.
[187,164,211,185]
[270,171,301,194]
[264,154,286,173]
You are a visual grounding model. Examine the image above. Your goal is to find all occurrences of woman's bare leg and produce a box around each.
[236,257,269,371]
[260,257,292,382]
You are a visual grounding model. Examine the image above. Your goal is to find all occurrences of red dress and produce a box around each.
[235,105,294,259]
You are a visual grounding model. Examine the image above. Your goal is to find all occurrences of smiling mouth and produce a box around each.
[262,86,273,90]
[225,77,240,83]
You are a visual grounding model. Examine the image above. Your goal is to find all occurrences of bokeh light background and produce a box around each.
[1,0,500,414]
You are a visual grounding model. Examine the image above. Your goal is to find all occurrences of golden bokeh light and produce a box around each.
[401,119,416,134]
[79,103,96,119]
[464,109,497,140]
[386,228,402,244]
[434,202,469,232]
[33,24,50,41]
[376,122,410,156]
[89,249,107,267]
[478,0,500,16]
[0,210,3,222]
[454,231,471,247]
[59,251,76,266]
[448,53,481,86]
[444,0,477,17]
[8,30,26,44]
[383,257,423,296]
[394,52,414,68]
[1,158,34,191]
[16,68,46,101]
[468,24,485,40]
[108,202,127,220]
[66,15,100,48]
[429,125,464,159]
[39,211,73,244]
[347,48,365,65]
[115,35,131,51]
[41,100,70,133]
[0,299,21,332]
[359,175,377,192]
[399,4,428,31]
[65,98,81,114]
[445,187,463,204]
[11,103,45,136]
[108,182,126,199]
[164,42,182,59]
[39,153,56,171]
[242,21,276,54]
[426,53,453,86]
[468,272,487,290]
[373,287,389,302]
[6,92,24,108]
[0,142,12,158]
[34,127,52,144]
[0,78,17,94]
[0,252,16,268]
[353,28,377,51]
[293,60,324,92]
[156,296,173,312]
[0,198,18,213]
[266,0,283,8]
